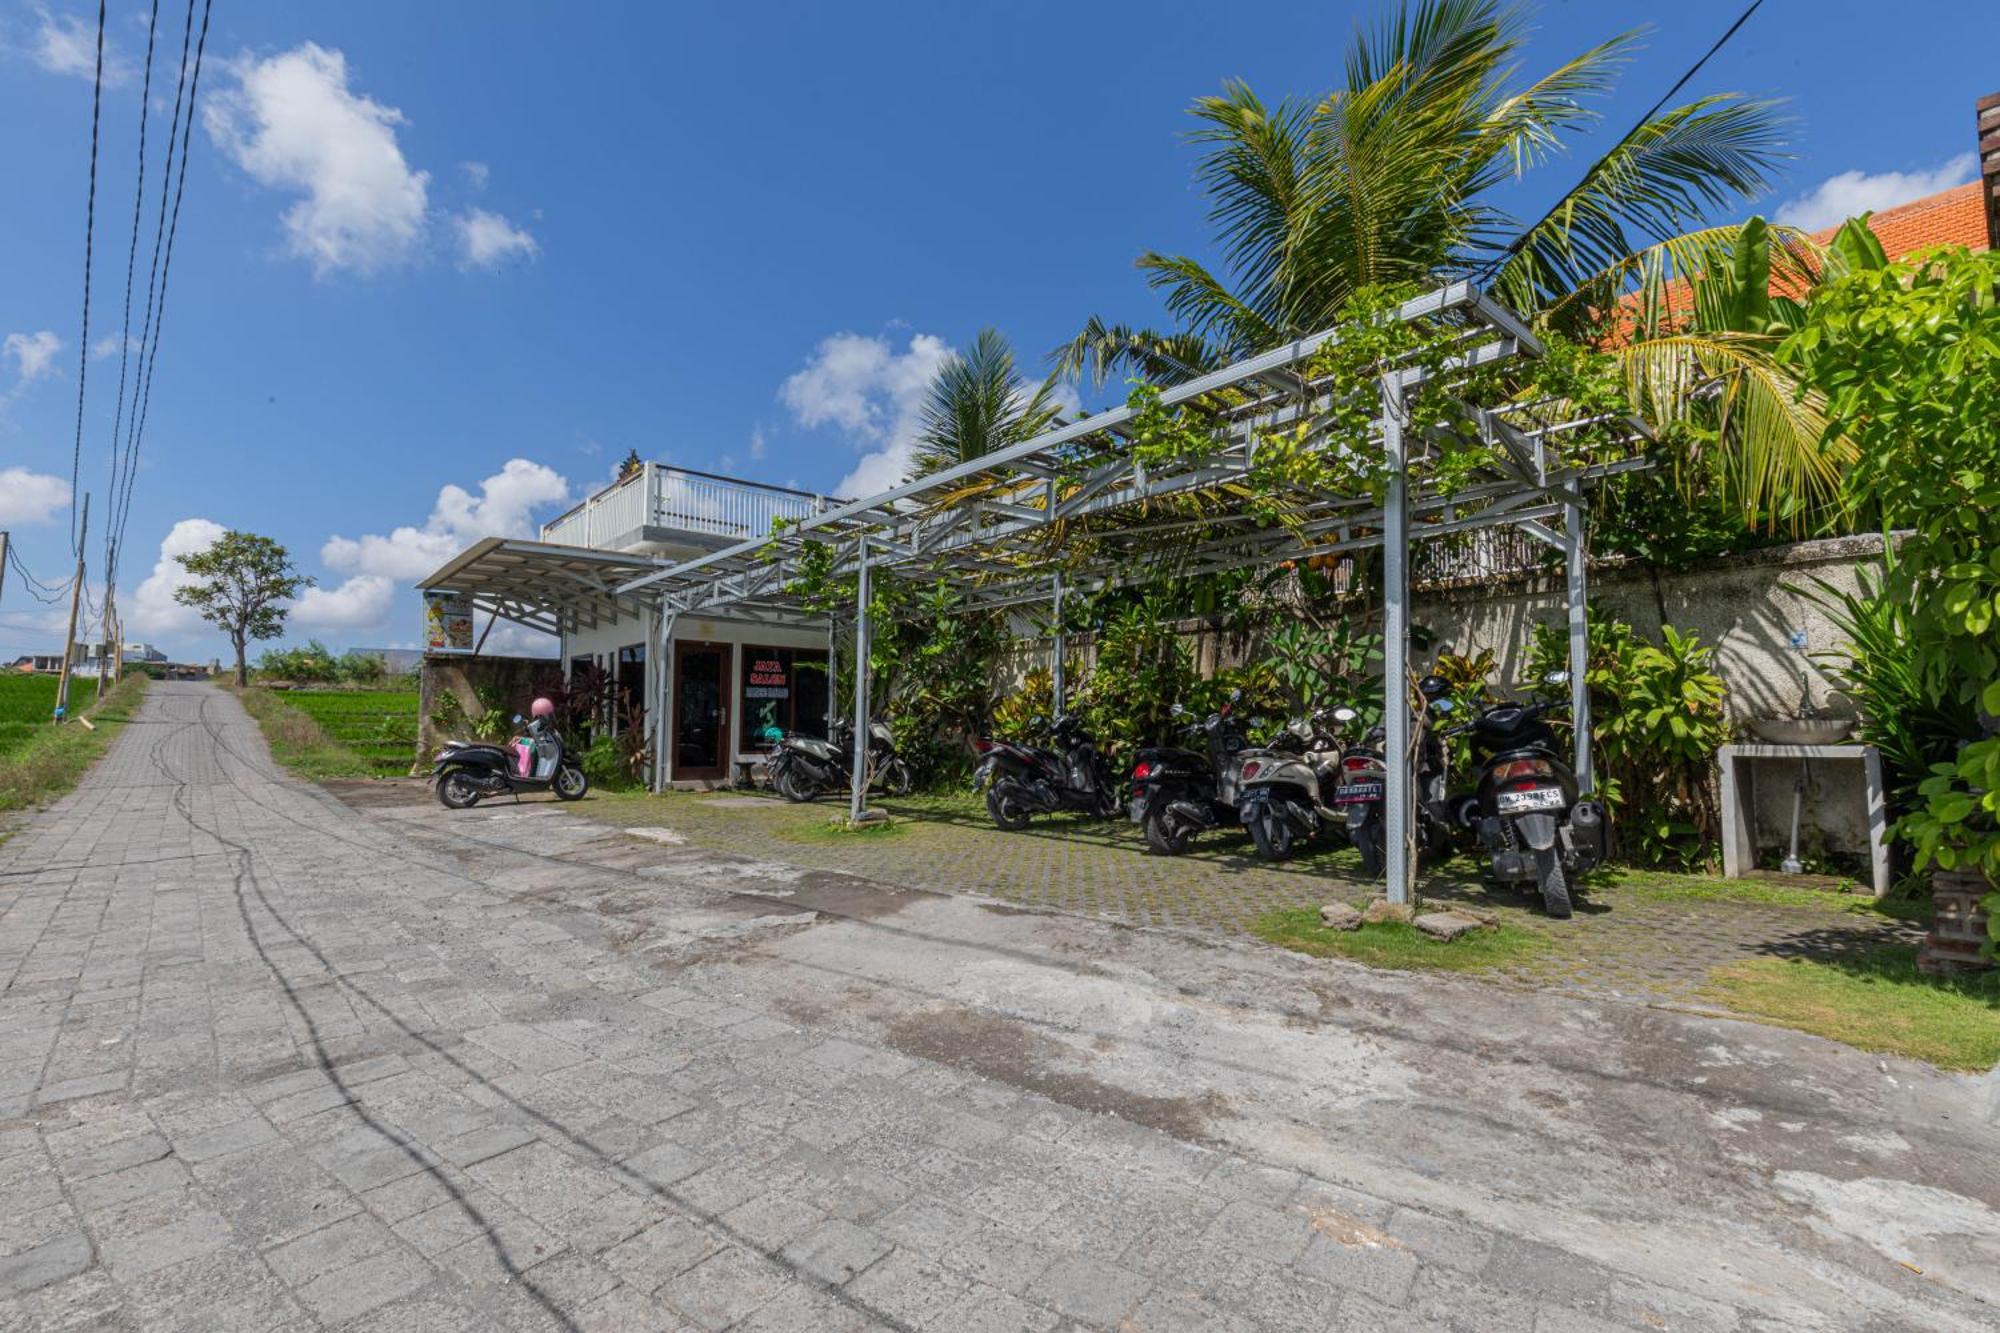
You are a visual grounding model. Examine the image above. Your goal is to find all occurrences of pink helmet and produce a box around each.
[530,697,555,718]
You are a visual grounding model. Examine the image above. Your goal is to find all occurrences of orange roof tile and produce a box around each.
[1810,180,1988,257]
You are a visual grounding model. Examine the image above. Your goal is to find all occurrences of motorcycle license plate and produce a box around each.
[1333,782,1383,803]
[1496,786,1566,813]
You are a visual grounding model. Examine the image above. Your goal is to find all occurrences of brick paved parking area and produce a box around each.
[567,788,1926,1006]
[2,682,1996,1330]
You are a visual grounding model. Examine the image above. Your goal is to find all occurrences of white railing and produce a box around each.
[541,463,829,550]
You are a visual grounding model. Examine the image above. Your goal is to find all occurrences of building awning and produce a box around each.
[416,538,671,637]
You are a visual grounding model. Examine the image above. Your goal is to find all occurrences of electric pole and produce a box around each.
[54,495,89,723]
[0,531,10,607]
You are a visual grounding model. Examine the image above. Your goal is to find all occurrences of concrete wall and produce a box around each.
[1411,533,1895,863]
[417,653,563,759]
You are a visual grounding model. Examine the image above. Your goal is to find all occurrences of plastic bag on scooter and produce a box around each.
[512,740,533,776]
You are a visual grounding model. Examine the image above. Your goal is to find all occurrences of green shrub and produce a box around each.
[1528,616,1728,869]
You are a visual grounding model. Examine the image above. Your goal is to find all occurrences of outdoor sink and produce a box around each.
[1749,717,1854,745]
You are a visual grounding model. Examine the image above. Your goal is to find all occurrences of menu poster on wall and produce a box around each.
[424,590,475,652]
[746,656,789,700]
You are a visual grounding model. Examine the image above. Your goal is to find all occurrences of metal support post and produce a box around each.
[826,618,838,733]
[1050,573,1065,714]
[652,607,677,793]
[1379,378,1411,905]
[849,538,872,822]
[1564,500,1593,795]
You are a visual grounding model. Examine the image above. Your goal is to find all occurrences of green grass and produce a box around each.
[1250,907,1553,974]
[274,688,419,777]
[1702,946,2000,1071]
[0,674,66,761]
[1597,867,1933,923]
[238,686,398,781]
[0,674,149,811]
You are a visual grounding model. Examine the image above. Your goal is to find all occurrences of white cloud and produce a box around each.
[0,467,70,524]
[748,427,767,461]
[780,331,954,497]
[453,208,538,269]
[126,518,226,635]
[291,574,394,630]
[91,333,139,359]
[322,458,569,581]
[203,43,430,276]
[28,7,130,84]
[460,160,489,190]
[1774,153,1976,232]
[5,330,63,384]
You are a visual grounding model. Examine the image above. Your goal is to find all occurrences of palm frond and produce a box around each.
[1050,318,1225,390]
[1614,330,1854,528]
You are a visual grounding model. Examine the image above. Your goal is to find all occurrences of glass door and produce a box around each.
[672,642,731,780]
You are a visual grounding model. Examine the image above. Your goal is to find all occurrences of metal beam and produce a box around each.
[1565,500,1594,796]
[849,537,871,822]
[1381,372,1412,906]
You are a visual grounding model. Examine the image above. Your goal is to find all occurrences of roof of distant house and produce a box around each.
[1812,181,1988,257]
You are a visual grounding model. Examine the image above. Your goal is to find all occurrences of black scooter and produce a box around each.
[1129,699,1259,855]
[973,714,1121,829]
[1443,671,1608,919]
[768,718,913,802]
[433,715,588,808]
[1332,675,1457,877]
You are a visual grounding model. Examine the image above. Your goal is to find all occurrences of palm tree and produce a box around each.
[1057,0,1850,523]
[910,329,1065,479]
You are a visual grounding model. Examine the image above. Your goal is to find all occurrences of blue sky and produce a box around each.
[1,0,1989,663]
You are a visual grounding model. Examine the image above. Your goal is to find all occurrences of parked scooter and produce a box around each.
[1442,671,1607,919]
[973,714,1121,829]
[1330,675,1458,876]
[1129,696,1265,855]
[1235,711,1345,861]
[767,718,913,803]
[433,698,589,808]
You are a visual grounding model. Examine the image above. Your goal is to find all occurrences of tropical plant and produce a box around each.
[991,667,1054,742]
[1056,0,1845,526]
[1527,616,1728,868]
[1782,239,2000,941]
[910,329,1065,479]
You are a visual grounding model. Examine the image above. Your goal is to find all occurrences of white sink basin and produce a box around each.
[1748,718,1854,745]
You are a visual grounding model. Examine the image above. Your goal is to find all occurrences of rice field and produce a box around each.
[280,688,420,777]
[0,674,66,760]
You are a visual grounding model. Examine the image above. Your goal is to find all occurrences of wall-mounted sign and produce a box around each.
[424,590,475,653]
[746,656,789,700]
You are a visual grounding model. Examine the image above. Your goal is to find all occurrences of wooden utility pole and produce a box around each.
[95,590,112,701]
[54,495,89,722]
[0,531,10,606]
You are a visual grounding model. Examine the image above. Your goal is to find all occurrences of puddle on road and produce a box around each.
[884,1005,1231,1144]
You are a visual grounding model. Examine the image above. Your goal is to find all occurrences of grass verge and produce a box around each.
[1700,946,2000,1072]
[236,685,384,782]
[0,674,150,813]
[1251,907,1552,975]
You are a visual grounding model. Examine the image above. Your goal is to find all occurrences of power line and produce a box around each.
[109,0,209,587]
[1472,0,1768,281]
[68,0,108,558]
[104,0,163,583]
[5,545,75,605]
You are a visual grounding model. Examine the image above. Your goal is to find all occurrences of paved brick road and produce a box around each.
[1,683,1994,1330]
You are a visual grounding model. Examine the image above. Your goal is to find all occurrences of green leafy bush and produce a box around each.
[1528,616,1728,869]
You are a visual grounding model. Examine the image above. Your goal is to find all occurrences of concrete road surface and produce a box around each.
[1,681,1995,1330]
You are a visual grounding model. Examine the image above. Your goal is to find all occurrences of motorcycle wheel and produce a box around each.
[986,785,1032,831]
[554,764,589,801]
[1093,786,1123,819]
[437,769,482,810]
[1143,806,1194,856]
[1249,813,1294,862]
[783,773,822,804]
[1350,809,1385,877]
[1537,849,1573,919]
[880,758,914,798]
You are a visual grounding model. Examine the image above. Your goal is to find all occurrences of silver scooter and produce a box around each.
[1235,710,1345,861]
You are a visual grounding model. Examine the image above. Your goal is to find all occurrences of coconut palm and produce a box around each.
[1057,0,1850,523]
[910,329,1066,479]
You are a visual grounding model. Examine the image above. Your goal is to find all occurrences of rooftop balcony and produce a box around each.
[540,462,836,555]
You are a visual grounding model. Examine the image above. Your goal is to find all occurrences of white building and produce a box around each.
[420,462,839,786]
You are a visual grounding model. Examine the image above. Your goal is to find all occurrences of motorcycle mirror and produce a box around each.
[1431,698,1454,714]
[1170,703,1185,717]
[1229,688,1243,702]
[1332,706,1357,722]
[1544,669,1571,686]
[512,714,524,724]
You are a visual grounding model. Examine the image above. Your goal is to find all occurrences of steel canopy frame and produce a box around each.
[612,281,1643,900]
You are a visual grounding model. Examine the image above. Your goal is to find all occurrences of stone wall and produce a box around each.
[1411,533,1897,864]
[416,653,564,760]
